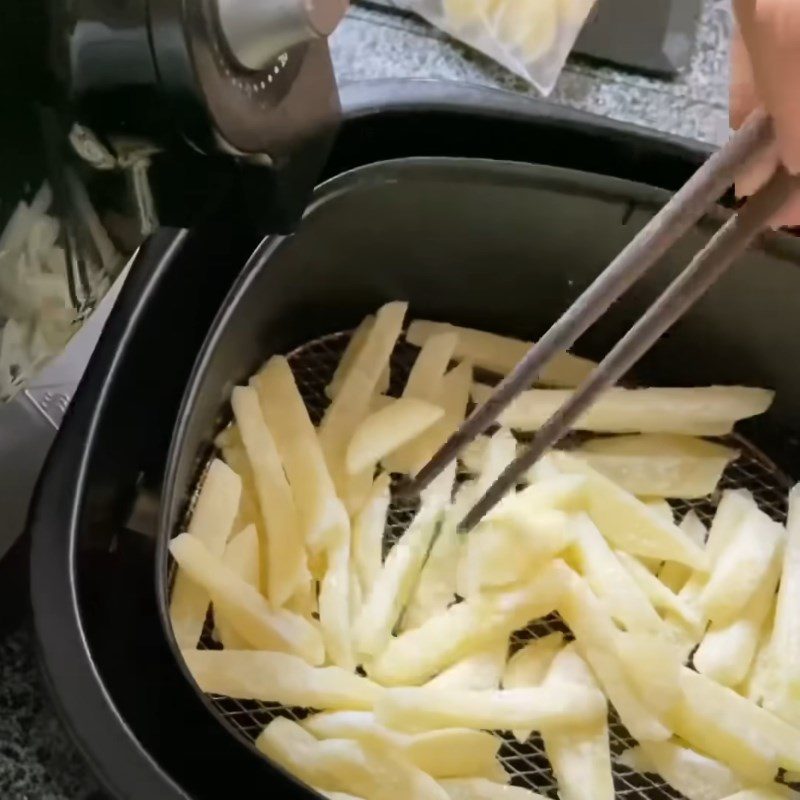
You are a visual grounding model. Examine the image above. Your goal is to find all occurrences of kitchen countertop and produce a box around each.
[0,1,734,797]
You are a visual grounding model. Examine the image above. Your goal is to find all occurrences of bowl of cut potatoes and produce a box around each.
[157,154,800,800]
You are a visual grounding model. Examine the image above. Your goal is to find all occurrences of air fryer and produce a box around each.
[29,81,800,800]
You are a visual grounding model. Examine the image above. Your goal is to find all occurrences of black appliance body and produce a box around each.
[30,81,800,800]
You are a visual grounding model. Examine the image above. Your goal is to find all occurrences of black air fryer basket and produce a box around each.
[30,81,800,800]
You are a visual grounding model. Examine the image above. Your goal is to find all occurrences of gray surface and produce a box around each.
[0,2,733,798]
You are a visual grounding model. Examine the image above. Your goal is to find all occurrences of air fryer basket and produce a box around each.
[159,156,800,798]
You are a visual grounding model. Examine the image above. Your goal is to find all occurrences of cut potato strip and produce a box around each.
[252,355,346,553]
[304,711,503,780]
[232,385,308,606]
[376,683,606,734]
[615,550,703,633]
[668,667,800,782]
[472,384,774,436]
[257,717,449,800]
[320,302,407,491]
[439,778,549,800]
[404,332,458,401]
[352,473,391,598]
[316,790,365,800]
[327,315,375,400]
[319,530,356,671]
[616,633,683,717]
[220,441,261,532]
[764,484,800,718]
[575,434,737,499]
[169,459,242,649]
[215,524,260,649]
[620,741,745,800]
[694,547,781,687]
[348,398,444,475]
[553,453,707,569]
[644,499,675,525]
[183,650,380,708]
[569,513,668,635]
[370,560,569,687]
[170,534,324,664]
[699,501,784,626]
[354,499,444,661]
[659,511,707,593]
[541,644,614,800]
[503,633,565,697]
[558,570,671,742]
[406,320,595,387]
[485,474,587,530]
[426,640,507,690]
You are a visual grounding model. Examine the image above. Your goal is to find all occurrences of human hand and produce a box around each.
[731,0,800,226]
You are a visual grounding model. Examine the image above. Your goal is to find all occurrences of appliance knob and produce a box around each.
[216,0,348,72]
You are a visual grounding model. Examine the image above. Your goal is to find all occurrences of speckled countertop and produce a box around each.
[0,2,734,798]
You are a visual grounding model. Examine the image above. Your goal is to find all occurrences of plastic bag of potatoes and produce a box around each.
[413,0,596,94]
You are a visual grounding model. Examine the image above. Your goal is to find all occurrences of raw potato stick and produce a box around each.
[231,385,309,607]
[438,779,549,800]
[257,717,449,800]
[553,453,707,569]
[472,384,774,436]
[425,640,508,690]
[352,473,391,598]
[170,534,324,664]
[347,397,444,475]
[169,459,241,649]
[252,355,348,554]
[319,527,357,671]
[503,633,565,691]
[215,524,260,649]
[319,302,407,493]
[183,650,380,709]
[659,511,707,593]
[575,433,738,499]
[374,684,606,734]
[541,644,614,800]
[403,332,458,401]
[369,560,569,687]
[304,711,504,781]
[406,320,596,387]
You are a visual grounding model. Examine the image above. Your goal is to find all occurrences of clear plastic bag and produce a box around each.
[410,0,597,95]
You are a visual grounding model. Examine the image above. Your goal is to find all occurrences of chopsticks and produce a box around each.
[405,112,792,531]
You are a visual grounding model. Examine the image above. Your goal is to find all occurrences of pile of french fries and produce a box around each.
[170,302,800,800]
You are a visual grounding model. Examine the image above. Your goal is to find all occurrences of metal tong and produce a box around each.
[407,112,795,532]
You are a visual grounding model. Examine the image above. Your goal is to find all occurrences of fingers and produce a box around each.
[734,0,800,174]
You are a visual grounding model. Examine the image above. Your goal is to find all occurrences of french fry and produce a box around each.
[319,302,407,492]
[170,534,324,664]
[327,315,390,401]
[425,640,508,691]
[569,513,668,635]
[659,511,707,593]
[574,434,738,499]
[616,632,683,717]
[183,650,380,709]
[369,560,569,687]
[615,549,704,633]
[374,683,606,734]
[215,524,259,649]
[619,742,745,800]
[169,459,241,649]
[403,332,458,400]
[644,499,675,525]
[219,439,260,531]
[763,484,800,720]
[257,717,449,800]
[472,384,774,436]
[438,778,549,800]
[699,501,784,626]
[352,473,390,598]
[667,667,800,782]
[386,360,473,476]
[558,570,672,742]
[304,711,504,781]
[315,790,364,800]
[354,499,444,661]
[553,453,707,569]
[694,546,782,688]
[541,643,614,800]
[252,355,347,553]
[319,529,356,671]
[347,398,444,475]
[503,633,565,695]
[232,385,308,607]
[406,320,595,387]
